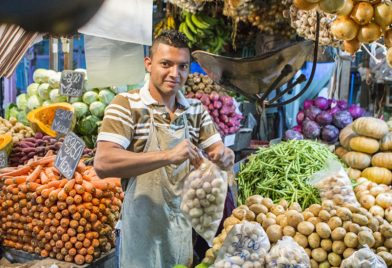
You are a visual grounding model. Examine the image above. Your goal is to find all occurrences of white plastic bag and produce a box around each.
[341,246,387,268]
[213,221,270,268]
[310,159,360,207]
[181,159,228,245]
[265,236,310,268]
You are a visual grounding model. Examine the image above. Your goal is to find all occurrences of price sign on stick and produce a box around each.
[55,132,85,179]
[0,151,7,168]
[51,109,74,135]
[60,70,85,97]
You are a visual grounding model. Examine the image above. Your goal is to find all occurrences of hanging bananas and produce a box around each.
[153,15,176,38]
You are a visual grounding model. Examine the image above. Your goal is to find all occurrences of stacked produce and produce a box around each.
[286,97,365,144]
[0,154,122,265]
[338,117,392,184]
[153,14,176,38]
[184,73,228,96]
[0,117,34,143]
[168,0,206,13]
[293,0,392,56]
[289,6,340,47]
[238,139,339,209]
[178,11,231,54]
[8,132,95,167]
[204,195,392,267]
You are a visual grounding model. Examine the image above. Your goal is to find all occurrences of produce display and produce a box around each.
[0,117,34,143]
[341,246,387,268]
[8,132,95,167]
[185,73,228,96]
[265,236,310,267]
[205,194,392,267]
[153,14,176,38]
[0,154,122,265]
[237,139,339,208]
[286,97,365,144]
[181,160,227,244]
[168,0,206,13]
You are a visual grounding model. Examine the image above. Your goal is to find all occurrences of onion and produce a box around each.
[343,38,361,55]
[331,16,359,41]
[357,23,382,44]
[319,0,345,14]
[374,3,392,28]
[385,29,392,49]
[387,48,392,68]
[293,0,318,10]
[337,0,354,16]
[351,2,374,25]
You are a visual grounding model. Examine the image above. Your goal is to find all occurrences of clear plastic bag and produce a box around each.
[265,236,310,268]
[212,221,270,268]
[181,159,228,245]
[341,246,387,268]
[310,159,360,207]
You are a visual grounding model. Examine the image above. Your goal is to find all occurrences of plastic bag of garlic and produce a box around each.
[290,5,341,47]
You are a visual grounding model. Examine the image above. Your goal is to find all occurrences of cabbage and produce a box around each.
[98,89,115,105]
[17,111,29,126]
[333,110,353,129]
[78,115,99,135]
[33,68,48,83]
[305,106,322,121]
[16,93,28,110]
[9,106,19,119]
[27,83,39,97]
[302,120,321,139]
[348,104,365,119]
[72,102,89,119]
[316,111,333,126]
[69,96,82,103]
[82,91,99,105]
[314,96,329,110]
[284,129,304,140]
[49,89,67,103]
[48,72,61,88]
[321,125,339,143]
[89,101,106,118]
[27,95,42,110]
[42,100,53,106]
[37,83,51,99]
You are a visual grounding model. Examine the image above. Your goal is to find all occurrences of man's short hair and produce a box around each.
[149,30,190,58]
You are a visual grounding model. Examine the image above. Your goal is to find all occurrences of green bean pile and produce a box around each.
[238,140,339,209]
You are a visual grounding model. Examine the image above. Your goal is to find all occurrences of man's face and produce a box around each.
[144,43,190,96]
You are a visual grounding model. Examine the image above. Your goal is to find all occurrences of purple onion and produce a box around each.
[316,111,333,126]
[337,100,348,110]
[314,96,329,110]
[305,106,322,121]
[303,99,314,109]
[347,104,365,119]
[296,110,305,125]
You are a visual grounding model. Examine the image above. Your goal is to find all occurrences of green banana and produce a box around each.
[191,14,210,29]
[185,13,198,34]
[181,22,195,43]
[213,37,224,54]
[199,13,218,26]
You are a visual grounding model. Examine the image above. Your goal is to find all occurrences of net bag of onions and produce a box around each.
[310,159,360,207]
[181,158,228,245]
[341,246,387,268]
[212,221,270,268]
[265,236,310,268]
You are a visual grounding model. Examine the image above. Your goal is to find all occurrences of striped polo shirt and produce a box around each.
[97,81,221,152]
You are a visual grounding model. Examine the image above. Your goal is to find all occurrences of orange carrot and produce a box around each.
[82,192,92,202]
[18,183,28,193]
[27,182,40,191]
[44,150,54,157]
[82,174,92,182]
[74,184,84,194]
[30,155,56,167]
[49,188,61,202]
[36,184,49,195]
[76,161,86,173]
[26,165,42,182]
[39,171,49,185]
[103,177,121,187]
[4,178,14,185]
[74,172,83,184]
[47,180,63,188]
[63,179,75,193]
[44,168,57,181]
[59,179,68,188]
[90,180,109,191]
[41,187,55,199]
[57,189,67,201]
[81,180,94,193]
[1,166,31,177]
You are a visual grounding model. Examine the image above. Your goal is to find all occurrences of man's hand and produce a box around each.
[206,142,234,170]
[167,139,202,166]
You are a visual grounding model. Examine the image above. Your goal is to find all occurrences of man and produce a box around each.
[94,30,234,268]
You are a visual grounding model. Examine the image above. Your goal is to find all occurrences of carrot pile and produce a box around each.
[0,151,123,265]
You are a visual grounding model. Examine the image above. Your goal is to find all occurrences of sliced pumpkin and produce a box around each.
[0,133,13,155]
[27,102,75,137]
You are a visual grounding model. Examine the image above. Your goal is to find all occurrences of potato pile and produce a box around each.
[265,236,310,267]
[184,73,227,96]
[354,178,392,225]
[181,161,227,244]
[338,117,392,185]
[0,117,34,143]
[9,132,95,166]
[0,155,122,265]
[204,195,392,267]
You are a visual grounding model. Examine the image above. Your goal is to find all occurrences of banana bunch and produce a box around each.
[153,15,176,38]
[179,11,230,54]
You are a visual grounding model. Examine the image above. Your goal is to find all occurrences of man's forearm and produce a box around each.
[94,144,171,179]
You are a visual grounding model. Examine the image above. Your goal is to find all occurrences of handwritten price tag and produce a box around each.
[51,109,74,135]
[55,132,85,179]
[0,151,7,168]
[60,70,85,97]
[231,234,261,258]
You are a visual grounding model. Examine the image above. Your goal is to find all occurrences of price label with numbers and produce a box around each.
[51,109,74,135]
[60,70,85,97]
[55,132,85,179]
[0,151,7,168]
